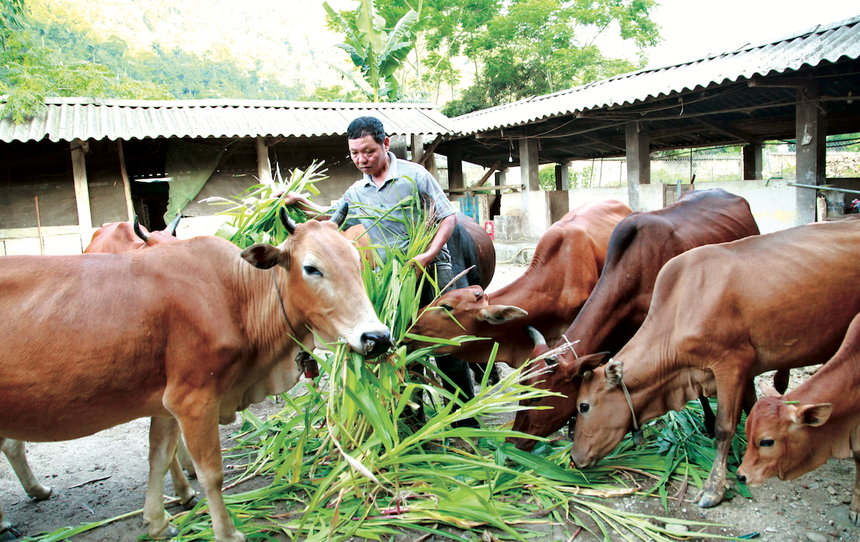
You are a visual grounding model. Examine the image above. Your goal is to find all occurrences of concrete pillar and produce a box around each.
[389,135,408,160]
[554,163,570,190]
[71,139,93,251]
[743,143,763,180]
[448,140,464,192]
[519,137,548,237]
[625,122,650,211]
[795,82,826,225]
[411,134,424,164]
[519,137,540,191]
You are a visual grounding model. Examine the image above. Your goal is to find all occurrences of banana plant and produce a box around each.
[324,0,421,102]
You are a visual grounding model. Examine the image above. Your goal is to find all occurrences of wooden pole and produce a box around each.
[117,139,135,221]
[474,161,501,188]
[35,196,44,255]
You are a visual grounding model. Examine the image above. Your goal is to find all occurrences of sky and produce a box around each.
[602,0,859,69]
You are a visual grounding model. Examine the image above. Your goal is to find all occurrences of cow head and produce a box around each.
[508,327,609,450]
[240,204,390,358]
[737,395,833,486]
[134,215,182,247]
[406,285,527,354]
[569,358,635,468]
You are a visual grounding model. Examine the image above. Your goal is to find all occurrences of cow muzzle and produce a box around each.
[361,330,391,358]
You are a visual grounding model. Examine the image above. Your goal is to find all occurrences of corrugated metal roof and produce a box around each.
[0,99,457,143]
[454,14,860,135]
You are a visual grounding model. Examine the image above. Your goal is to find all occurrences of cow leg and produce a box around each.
[772,369,790,395]
[177,410,248,542]
[469,363,500,386]
[166,441,199,510]
[698,397,716,438]
[144,417,182,540]
[698,370,748,508]
[850,449,860,524]
[741,379,758,415]
[175,435,196,477]
[0,439,18,542]
[1,439,52,501]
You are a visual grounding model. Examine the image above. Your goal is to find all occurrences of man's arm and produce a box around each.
[276,191,331,220]
[412,213,457,272]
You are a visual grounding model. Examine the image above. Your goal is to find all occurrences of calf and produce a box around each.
[738,311,860,522]
[569,219,860,508]
[0,205,390,542]
[509,189,761,449]
[406,200,631,368]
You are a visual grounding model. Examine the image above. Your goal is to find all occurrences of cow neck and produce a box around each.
[271,268,300,341]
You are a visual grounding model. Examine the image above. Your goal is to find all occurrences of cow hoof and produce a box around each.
[0,521,20,542]
[849,510,859,525]
[697,492,723,508]
[151,524,179,540]
[180,494,200,510]
[632,430,645,447]
[29,485,52,501]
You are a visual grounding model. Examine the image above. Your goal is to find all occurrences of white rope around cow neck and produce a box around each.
[619,376,640,432]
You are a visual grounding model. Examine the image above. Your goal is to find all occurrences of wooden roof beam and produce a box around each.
[693,117,763,145]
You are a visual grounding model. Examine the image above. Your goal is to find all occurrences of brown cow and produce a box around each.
[569,219,860,509]
[737,311,860,522]
[509,189,761,450]
[0,206,390,542]
[2,216,199,526]
[0,216,200,523]
[406,200,631,369]
[84,215,182,253]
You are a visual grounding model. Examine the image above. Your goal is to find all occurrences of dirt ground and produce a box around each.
[2,264,858,542]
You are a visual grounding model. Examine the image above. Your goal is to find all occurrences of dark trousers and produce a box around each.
[413,263,478,427]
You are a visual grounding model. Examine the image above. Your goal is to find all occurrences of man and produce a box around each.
[280,116,477,427]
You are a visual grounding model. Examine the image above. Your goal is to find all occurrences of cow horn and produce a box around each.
[527,327,557,366]
[166,214,181,236]
[133,215,150,242]
[331,200,350,228]
[279,207,296,236]
[527,326,546,346]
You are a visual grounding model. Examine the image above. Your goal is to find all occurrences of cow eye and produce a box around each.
[303,265,323,277]
[579,403,590,414]
[440,304,453,311]
[759,438,775,448]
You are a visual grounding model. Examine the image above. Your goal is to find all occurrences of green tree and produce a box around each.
[323,0,421,102]
[369,0,501,100]
[445,0,660,115]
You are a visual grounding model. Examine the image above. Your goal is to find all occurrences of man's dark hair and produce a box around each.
[347,116,386,144]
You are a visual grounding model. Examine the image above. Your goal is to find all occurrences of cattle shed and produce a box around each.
[434,14,860,237]
[0,101,456,254]
[3,15,860,253]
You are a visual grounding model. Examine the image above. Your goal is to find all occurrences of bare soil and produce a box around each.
[1,264,857,542]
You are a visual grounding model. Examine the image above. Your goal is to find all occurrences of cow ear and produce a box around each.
[760,384,781,398]
[241,244,288,270]
[478,305,528,324]
[790,403,833,428]
[604,358,624,387]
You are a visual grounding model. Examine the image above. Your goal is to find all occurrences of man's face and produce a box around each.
[348,135,389,179]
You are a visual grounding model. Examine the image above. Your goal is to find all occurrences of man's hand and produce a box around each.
[409,252,435,276]
[272,191,330,219]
